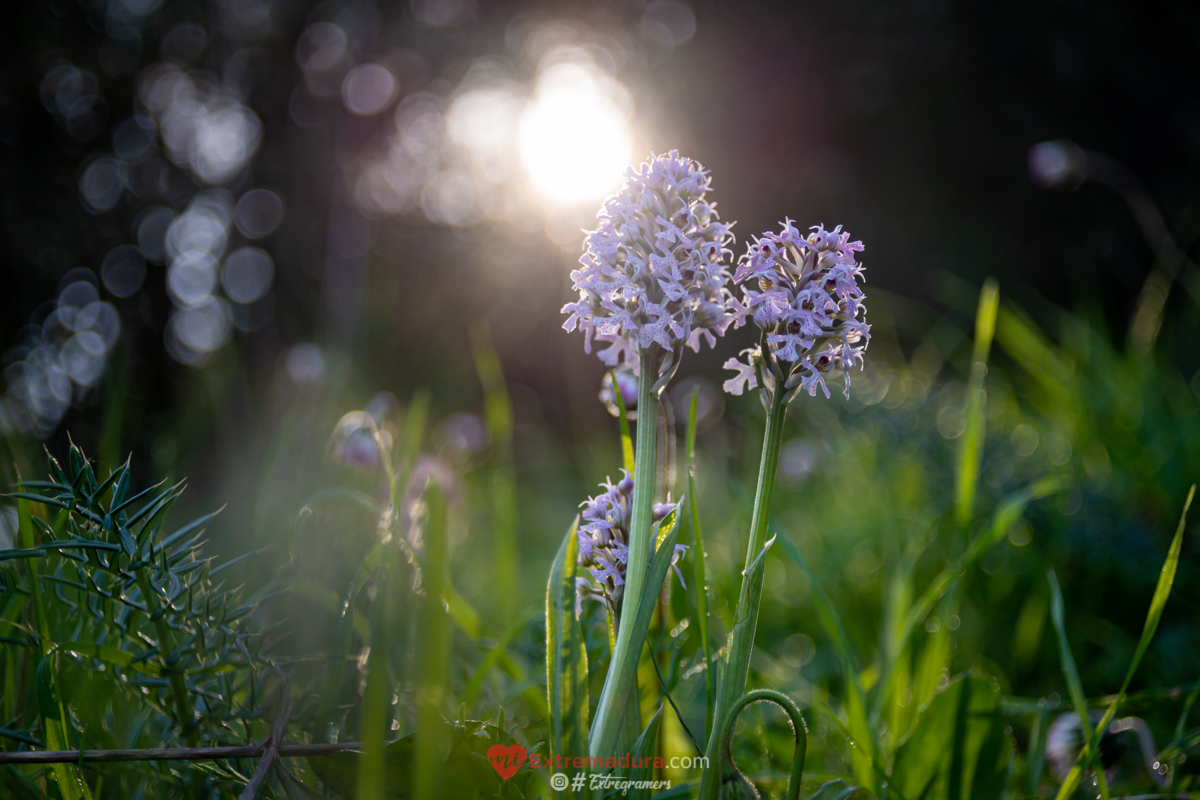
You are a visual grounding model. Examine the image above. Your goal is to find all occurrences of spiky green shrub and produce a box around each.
[1,446,275,798]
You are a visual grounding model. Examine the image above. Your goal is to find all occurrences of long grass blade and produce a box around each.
[1054,485,1194,800]
[773,527,877,789]
[685,387,714,738]
[1048,568,1109,800]
[357,558,391,800]
[414,484,449,800]
[872,476,1063,722]
[955,278,999,527]
[546,514,589,792]
[460,606,536,709]
[472,325,519,623]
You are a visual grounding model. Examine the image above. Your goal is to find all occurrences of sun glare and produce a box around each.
[518,61,632,204]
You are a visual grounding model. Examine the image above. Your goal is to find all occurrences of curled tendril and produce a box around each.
[716,689,808,800]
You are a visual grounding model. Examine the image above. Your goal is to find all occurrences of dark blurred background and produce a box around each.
[2,0,1200,766]
[4,0,1200,440]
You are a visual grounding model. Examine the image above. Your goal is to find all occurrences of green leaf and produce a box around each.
[460,606,536,710]
[154,508,222,555]
[0,547,47,561]
[772,528,876,788]
[684,387,714,737]
[359,570,393,800]
[955,278,999,527]
[546,515,589,790]
[39,539,121,553]
[871,477,1063,722]
[59,641,162,675]
[807,779,860,800]
[1053,485,1195,800]
[589,524,681,760]
[625,704,664,800]
[110,462,131,509]
[890,675,1008,800]
[414,484,450,800]
[108,479,168,517]
[35,655,88,800]
[35,654,61,722]
[473,324,519,624]
[1026,709,1050,795]
[444,582,481,639]
[1047,569,1107,800]
[1047,570,1089,740]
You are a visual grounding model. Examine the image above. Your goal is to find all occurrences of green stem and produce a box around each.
[715,689,807,800]
[686,389,714,736]
[589,351,659,758]
[136,573,198,747]
[699,388,788,799]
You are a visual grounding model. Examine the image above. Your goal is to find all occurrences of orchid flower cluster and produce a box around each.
[561,150,737,385]
[723,221,870,401]
[575,470,687,621]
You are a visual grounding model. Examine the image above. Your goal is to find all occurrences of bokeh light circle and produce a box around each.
[342,64,398,115]
[101,245,147,297]
[234,189,284,238]
[221,247,274,303]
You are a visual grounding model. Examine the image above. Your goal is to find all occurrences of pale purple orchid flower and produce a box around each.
[574,468,688,622]
[561,151,738,380]
[724,222,870,400]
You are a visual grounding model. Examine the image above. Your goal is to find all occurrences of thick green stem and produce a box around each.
[699,388,788,799]
[588,352,659,758]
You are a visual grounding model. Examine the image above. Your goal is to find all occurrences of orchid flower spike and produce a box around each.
[574,470,687,620]
[723,221,870,401]
[561,151,737,387]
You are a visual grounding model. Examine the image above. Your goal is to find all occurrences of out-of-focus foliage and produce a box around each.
[1,447,275,797]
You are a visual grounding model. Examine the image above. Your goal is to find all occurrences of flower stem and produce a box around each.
[698,387,788,799]
[589,351,659,758]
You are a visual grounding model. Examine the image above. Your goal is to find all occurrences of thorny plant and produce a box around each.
[0,445,277,798]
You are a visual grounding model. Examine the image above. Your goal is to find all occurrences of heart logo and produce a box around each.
[486,743,527,781]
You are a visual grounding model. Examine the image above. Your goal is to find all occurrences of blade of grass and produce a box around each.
[414,484,449,800]
[1048,568,1110,800]
[546,515,589,788]
[771,527,876,790]
[1054,485,1195,800]
[460,606,537,710]
[685,387,714,739]
[956,278,999,527]
[17,477,90,799]
[872,476,1064,723]
[472,325,519,623]
[1027,709,1049,795]
[357,557,392,800]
